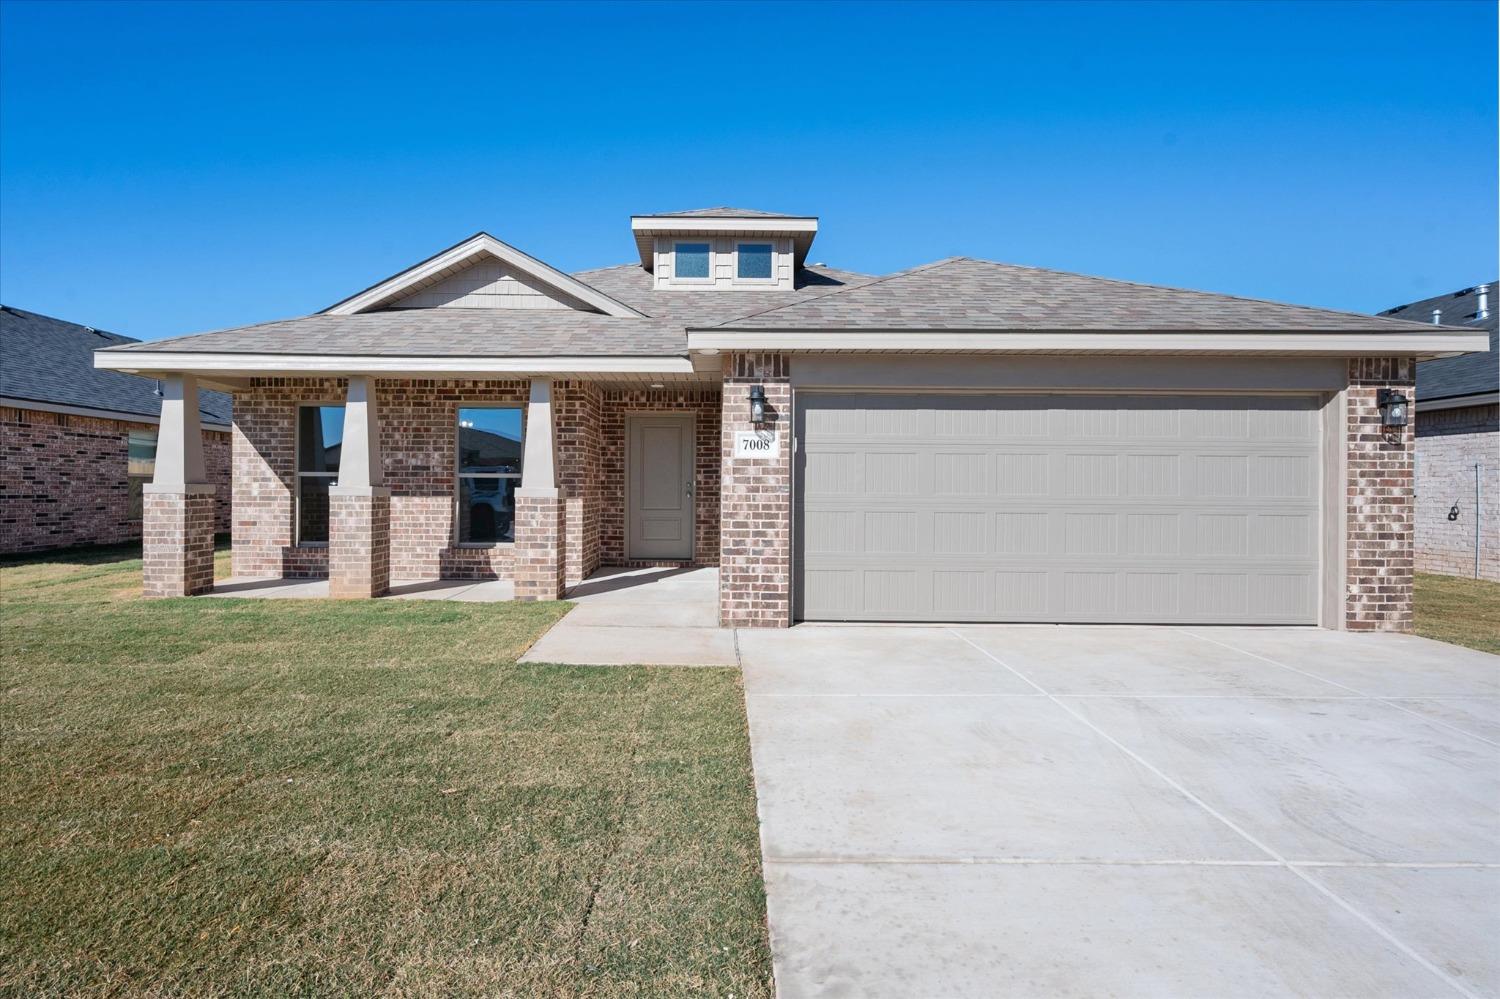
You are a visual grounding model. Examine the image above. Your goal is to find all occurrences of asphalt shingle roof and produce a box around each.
[103,310,689,357]
[1380,283,1498,403]
[715,257,1468,333]
[1,305,231,424]
[573,263,872,327]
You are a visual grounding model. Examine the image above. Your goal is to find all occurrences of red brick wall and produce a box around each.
[141,488,215,597]
[233,377,532,581]
[719,353,791,627]
[1346,357,1416,632]
[598,388,722,567]
[557,380,603,586]
[1,405,230,556]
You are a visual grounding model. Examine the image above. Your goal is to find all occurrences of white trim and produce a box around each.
[94,352,696,376]
[687,330,1493,357]
[322,233,644,318]
[0,395,231,432]
[733,240,778,284]
[669,239,715,284]
[630,216,817,234]
[1415,391,1498,412]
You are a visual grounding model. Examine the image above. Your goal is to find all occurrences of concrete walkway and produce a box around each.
[739,624,1500,999]
[520,566,737,666]
[206,576,514,601]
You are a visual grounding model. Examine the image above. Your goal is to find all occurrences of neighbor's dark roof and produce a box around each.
[715,257,1470,332]
[637,207,811,219]
[1,305,232,424]
[1381,283,1499,402]
[573,263,872,327]
[103,310,690,357]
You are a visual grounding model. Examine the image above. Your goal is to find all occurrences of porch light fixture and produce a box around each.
[1377,388,1409,427]
[748,384,767,424]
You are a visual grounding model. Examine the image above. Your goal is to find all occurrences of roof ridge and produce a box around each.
[708,256,965,327]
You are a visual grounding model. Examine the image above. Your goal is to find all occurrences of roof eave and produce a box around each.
[685,329,1492,359]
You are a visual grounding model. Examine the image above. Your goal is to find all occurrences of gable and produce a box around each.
[387,257,587,312]
[322,232,644,318]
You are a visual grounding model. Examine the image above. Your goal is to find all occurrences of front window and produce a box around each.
[674,242,711,280]
[457,407,523,544]
[736,242,773,280]
[126,429,157,519]
[296,405,343,544]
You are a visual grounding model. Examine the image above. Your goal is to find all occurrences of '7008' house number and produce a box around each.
[733,430,781,459]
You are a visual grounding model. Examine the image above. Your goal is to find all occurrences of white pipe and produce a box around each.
[1432,308,1442,325]
[1476,285,1490,321]
[1477,463,1483,580]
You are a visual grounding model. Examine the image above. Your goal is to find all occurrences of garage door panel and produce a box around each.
[796,393,1321,625]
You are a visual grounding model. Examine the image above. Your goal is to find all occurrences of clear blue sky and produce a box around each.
[1,0,1494,340]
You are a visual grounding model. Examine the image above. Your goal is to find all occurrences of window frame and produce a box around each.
[295,402,344,547]
[733,241,777,284]
[671,240,714,284]
[126,428,158,521]
[454,404,525,548]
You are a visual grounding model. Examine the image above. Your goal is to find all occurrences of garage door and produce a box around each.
[795,393,1322,624]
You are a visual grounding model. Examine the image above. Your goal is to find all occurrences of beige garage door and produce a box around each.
[794,393,1322,624]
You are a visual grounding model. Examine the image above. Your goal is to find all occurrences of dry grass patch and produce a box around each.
[0,545,772,997]
[1414,572,1500,656]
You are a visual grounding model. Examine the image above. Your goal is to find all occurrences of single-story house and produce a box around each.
[93,209,1489,629]
[1,305,232,555]
[1378,283,1498,582]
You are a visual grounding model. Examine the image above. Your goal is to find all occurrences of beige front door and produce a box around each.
[628,414,695,560]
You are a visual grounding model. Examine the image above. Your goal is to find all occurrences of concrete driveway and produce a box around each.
[738,625,1500,999]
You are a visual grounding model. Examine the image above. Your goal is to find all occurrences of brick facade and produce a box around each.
[513,492,565,600]
[1,404,230,556]
[141,487,216,597]
[719,353,792,627]
[599,387,722,568]
[1345,357,1417,632]
[328,488,391,598]
[557,380,604,587]
[1415,402,1499,581]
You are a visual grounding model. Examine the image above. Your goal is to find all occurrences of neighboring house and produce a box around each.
[94,209,1489,630]
[0,306,232,555]
[1378,283,1498,582]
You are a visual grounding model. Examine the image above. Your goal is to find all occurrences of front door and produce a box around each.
[628,414,695,560]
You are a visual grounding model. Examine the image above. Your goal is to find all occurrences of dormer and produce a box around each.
[630,208,818,291]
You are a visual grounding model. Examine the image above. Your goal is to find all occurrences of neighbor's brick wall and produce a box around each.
[720,353,791,627]
[1415,402,1499,582]
[599,388,721,567]
[1345,357,1417,631]
[1,405,230,555]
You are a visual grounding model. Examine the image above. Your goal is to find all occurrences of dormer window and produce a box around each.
[736,242,774,281]
[674,242,711,280]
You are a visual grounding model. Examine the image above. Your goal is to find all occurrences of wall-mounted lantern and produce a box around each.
[1377,388,1409,427]
[749,384,767,424]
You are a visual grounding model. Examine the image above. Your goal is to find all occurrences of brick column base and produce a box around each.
[515,489,566,601]
[142,484,216,598]
[328,487,391,599]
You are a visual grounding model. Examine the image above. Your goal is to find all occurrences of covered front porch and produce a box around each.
[132,368,723,606]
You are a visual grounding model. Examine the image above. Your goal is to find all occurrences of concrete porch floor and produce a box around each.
[206,576,515,601]
[520,565,736,666]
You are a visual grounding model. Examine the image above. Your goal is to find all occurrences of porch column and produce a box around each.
[328,375,390,598]
[143,374,216,597]
[514,376,566,601]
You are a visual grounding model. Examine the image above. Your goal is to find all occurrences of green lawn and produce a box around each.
[0,546,772,997]
[1415,571,1500,656]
